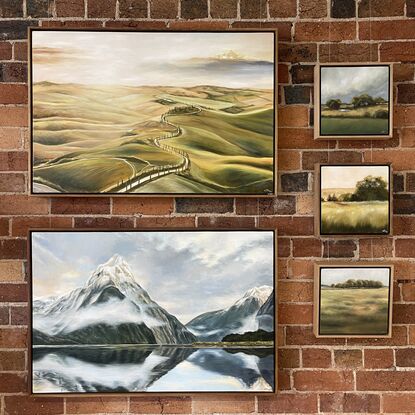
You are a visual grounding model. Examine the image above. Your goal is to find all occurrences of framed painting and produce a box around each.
[315,163,392,237]
[314,262,393,338]
[29,28,277,196]
[314,63,393,140]
[29,229,277,395]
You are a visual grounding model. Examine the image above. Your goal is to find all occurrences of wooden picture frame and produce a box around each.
[315,163,393,237]
[28,28,278,197]
[28,228,277,396]
[314,63,393,140]
[314,262,394,338]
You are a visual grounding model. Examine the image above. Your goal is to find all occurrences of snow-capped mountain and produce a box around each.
[33,254,196,345]
[256,291,274,332]
[186,285,273,341]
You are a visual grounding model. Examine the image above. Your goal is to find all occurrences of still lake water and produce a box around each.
[32,345,274,393]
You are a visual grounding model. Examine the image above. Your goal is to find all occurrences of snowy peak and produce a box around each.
[234,285,273,307]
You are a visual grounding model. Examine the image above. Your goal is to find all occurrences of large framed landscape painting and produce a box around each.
[29,29,277,196]
[29,229,276,395]
[316,164,392,236]
[314,64,393,139]
[315,263,393,338]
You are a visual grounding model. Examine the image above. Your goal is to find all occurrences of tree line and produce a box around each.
[330,278,384,289]
[326,94,386,110]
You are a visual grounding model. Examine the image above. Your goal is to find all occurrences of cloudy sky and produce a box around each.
[321,267,390,287]
[321,165,389,189]
[31,231,274,323]
[321,66,389,104]
[32,31,274,89]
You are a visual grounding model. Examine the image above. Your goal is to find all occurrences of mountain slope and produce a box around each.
[256,291,274,332]
[186,285,273,341]
[33,254,196,345]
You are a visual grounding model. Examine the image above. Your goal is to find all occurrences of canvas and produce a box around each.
[29,230,276,394]
[315,263,393,337]
[317,164,392,236]
[314,64,393,139]
[29,29,277,196]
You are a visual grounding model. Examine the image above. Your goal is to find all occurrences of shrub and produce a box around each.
[374,109,389,119]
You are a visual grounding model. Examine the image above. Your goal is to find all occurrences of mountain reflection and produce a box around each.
[33,346,274,393]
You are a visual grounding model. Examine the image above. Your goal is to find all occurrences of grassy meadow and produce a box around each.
[32,83,274,194]
[320,286,390,335]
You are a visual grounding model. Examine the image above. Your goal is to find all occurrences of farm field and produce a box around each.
[32,83,274,194]
[321,200,389,234]
[320,287,390,335]
[320,117,388,135]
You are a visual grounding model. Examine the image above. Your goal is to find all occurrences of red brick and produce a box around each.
[302,150,362,170]
[408,173,415,192]
[357,371,415,391]
[0,283,26,302]
[0,172,25,192]
[320,43,378,62]
[334,349,362,368]
[0,327,27,347]
[170,20,229,30]
[360,20,415,41]
[348,325,407,346]
[0,305,8,324]
[402,282,415,301]
[0,350,25,370]
[0,218,9,236]
[278,237,291,257]
[319,393,344,413]
[295,21,355,42]
[0,151,27,171]
[293,238,322,257]
[323,240,357,258]
[278,64,289,84]
[395,238,415,257]
[279,281,313,302]
[0,41,12,59]
[240,0,267,18]
[299,0,327,17]
[192,396,254,414]
[130,397,191,414]
[0,373,26,392]
[344,393,380,413]
[4,396,64,415]
[51,197,110,214]
[0,62,27,82]
[286,326,346,346]
[0,107,27,127]
[269,0,296,17]
[259,217,313,236]
[0,239,26,259]
[279,43,317,63]
[359,0,405,17]
[209,0,237,18]
[278,108,309,128]
[0,261,23,282]
[66,397,127,414]
[0,128,21,149]
[278,304,312,324]
[104,20,166,29]
[10,305,27,325]
[55,0,85,17]
[278,369,291,390]
[294,370,354,391]
[398,83,415,104]
[396,348,415,367]
[394,63,414,81]
[279,128,335,148]
[235,197,296,216]
[359,238,393,258]
[40,20,102,28]
[11,216,72,237]
[288,259,313,279]
[150,0,178,18]
[278,348,300,369]
[395,106,415,126]
[87,0,116,17]
[0,84,27,104]
[364,348,394,369]
[278,149,301,170]
[258,394,318,413]
[381,42,415,62]
[197,216,255,228]
[302,348,332,368]
[383,393,415,413]
[119,0,148,17]
[0,195,47,215]
[180,0,208,19]
[231,22,292,41]
[112,197,173,215]
[74,217,133,229]
[369,149,415,171]
[136,216,195,228]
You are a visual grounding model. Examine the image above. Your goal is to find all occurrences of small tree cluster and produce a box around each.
[331,279,384,289]
[326,99,342,110]
[352,94,376,108]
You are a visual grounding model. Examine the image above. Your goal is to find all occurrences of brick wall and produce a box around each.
[0,0,414,413]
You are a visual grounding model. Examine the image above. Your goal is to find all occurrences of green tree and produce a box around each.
[352,94,376,108]
[352,175,389,201]
[326,99,342,110]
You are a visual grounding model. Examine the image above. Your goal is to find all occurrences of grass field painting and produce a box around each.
[318,266,392,336]
[30,30,276,195]
[319,165,390,235]
[319,65,391,137]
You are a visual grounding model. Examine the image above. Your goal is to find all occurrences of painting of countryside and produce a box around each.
[320,165,390,235]
[31,30,275,194]
[320,65,390,136]
[319,267,391,335]
[31,231,275,393]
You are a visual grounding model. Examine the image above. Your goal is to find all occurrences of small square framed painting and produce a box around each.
[29,28,277,196]
[316,163,392,237]
[29,229,276,395]
[314,63,393,139]
[314,263,393,338]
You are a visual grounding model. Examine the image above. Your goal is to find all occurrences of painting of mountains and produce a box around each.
[30,29,276,195]
[30,230,276,393]
[316,64,392,138]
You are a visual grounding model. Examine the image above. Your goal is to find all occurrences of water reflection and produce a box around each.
[32,346,274,393]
